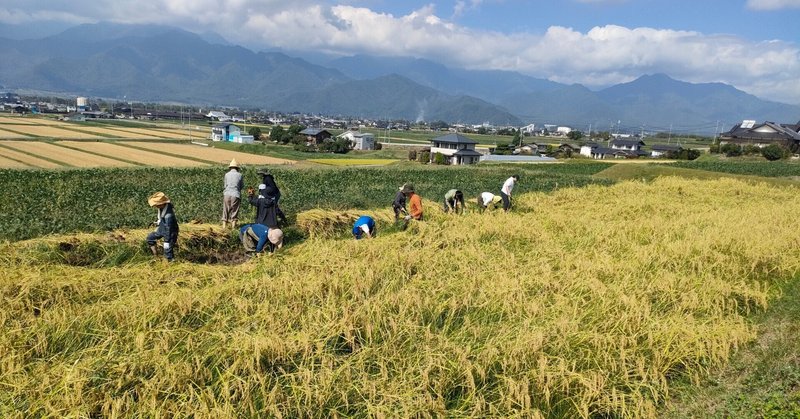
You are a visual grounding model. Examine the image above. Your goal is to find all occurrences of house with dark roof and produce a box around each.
[720,120,800,149]
[580,142,647,159]
[429,133,482,165]
[610,139,646,151]
[650,144,682,158]
[300,128,332,145]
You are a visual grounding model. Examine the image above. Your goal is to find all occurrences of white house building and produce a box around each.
[429,133,482,165]
[211,123,254,144]
[206,111,231,121]
[337,131,375,150]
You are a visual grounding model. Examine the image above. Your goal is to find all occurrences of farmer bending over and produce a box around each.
[240,223,284,255]
[352,215,376,240]
[443,189,465,214]
[478,192,502,213]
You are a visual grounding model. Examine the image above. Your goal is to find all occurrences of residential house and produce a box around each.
[299,128,332,146]
[429,133,482,165]
[611,139,646,151]
[650,144,682,158]
[211,123,254,144]
[581,142,644,159]
[513,143,539,155]
[337,130,375,150]
[719,120,800,149]
[206,111,231,121]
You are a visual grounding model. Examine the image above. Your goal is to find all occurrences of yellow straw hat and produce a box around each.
[228,158,239,168]
[147,191,170,207]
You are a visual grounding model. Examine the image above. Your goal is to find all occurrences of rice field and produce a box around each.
[56,141,206,167]
[308,158,399,166]
[0,129,31,139]
[1,177,798,417]
[0,145,64,168]
[0,125,103,139]
[0,141,132,167]
[0,116,39,125]
[66,126,159,139]
[93,126,176,138]
[0,154,28,168]
[126,141,294,165]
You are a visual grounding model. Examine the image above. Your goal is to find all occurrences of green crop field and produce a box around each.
[0,162,612,242]
[669,159,800,177]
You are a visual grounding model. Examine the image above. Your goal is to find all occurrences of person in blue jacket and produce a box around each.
[146,192,179,261]
[240,223,284,255]
[352,215,376,240]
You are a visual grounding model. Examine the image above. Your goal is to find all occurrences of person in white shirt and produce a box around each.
[500,175,519,212]
[478,192,502,212]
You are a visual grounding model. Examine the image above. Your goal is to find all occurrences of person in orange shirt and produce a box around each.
[402,183,423,221]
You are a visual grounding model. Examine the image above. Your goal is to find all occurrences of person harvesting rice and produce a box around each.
[478,191,502,212]
[443,189,465,214]
[392,184,408,221]
[146,192,179,262]
[352,215,376,239]
[403,184,423,221]
[221,159,243,229]
[500,174,519,212]
[239,223,284,255]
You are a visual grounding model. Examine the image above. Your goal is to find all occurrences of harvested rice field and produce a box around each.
[1,141,133,167]
[56,141,206,167]
[65,126,157,139]
[0,145,65,168]
[2,125,103,139]
[93,126,175,138]
[0,154,29,168]
[0,116,38,125]
[0,129,31,139]
[126,141,294,165]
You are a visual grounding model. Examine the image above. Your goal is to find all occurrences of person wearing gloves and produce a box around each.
[403,184,423,221]
[478,191,503,212]
[239,223,284,255]
[146,192,179,261]
[352,215,376,240]
[391,184,408,221]
[443,189,465,214]
[500,174,519,212]
[221,158,244,229]
[247,184,279,228]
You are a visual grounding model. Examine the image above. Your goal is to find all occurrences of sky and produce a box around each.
[2,0,800,104]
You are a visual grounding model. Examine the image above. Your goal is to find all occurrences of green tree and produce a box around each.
[567,130,584,141]
[761,144,786,161]
[269,125,285,143]
[247,127,262,142]
[433,152,447,165]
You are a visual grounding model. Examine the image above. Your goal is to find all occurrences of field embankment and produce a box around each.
[1,177,799,417]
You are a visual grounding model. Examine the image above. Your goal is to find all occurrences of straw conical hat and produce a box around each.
[147,191,170,207]
[228,159,239,168]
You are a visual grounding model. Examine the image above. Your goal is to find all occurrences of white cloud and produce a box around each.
[1,1,799,103]
[746,0,800,10]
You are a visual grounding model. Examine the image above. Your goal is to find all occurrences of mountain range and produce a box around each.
[1,22,798,132]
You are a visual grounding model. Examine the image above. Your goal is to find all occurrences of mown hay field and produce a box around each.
[126,141,294,165]
[0,141,133,168]
[1,177,798,417]
[55,141,207,167]
[0,116,38,125]
[95,126,176,138]
[65,126,158,139]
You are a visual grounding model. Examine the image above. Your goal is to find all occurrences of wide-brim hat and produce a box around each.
[228,158,239,168]
[147,191,170,207]
[268,229,284,247]
[401,183,415,193]
[491,196,502,204]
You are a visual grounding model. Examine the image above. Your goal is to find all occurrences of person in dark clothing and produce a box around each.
[257,168,286,224]
[392,184,408,221]
[146,191,179,261]
[239,223,284,255]
[247,184,279,228]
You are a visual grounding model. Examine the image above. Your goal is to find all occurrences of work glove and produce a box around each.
[163,242,170,250]
[404,215,411,221]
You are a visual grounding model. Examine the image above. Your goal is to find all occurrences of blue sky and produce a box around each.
[2,0,799,103]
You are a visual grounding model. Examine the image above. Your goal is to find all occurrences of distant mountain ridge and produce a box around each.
[1,22,798,131]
